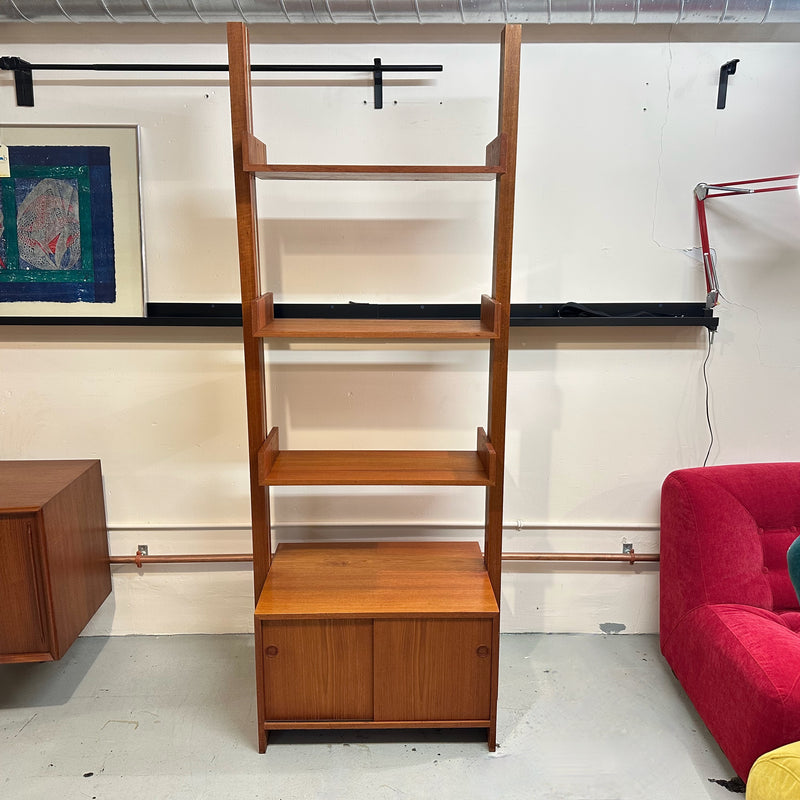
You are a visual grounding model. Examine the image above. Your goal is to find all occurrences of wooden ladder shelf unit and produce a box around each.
[227,22,521,753]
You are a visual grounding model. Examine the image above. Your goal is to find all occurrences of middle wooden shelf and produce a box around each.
[258,427,497,486]
[251,293,500,339]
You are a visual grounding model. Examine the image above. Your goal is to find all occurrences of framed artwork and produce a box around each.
[0,125,145,317]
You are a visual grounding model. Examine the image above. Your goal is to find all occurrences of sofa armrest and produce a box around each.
[662,603,800,779]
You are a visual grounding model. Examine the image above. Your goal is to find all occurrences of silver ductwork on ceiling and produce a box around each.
[3,0,800,24]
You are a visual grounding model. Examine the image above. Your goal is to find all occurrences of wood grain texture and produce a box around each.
[249,164,502,182]
[485,24,521,605]
[374,618,493,721]
[228,24,274,753]
[254,616,268,752]
[484,133,507,168]
[250,294,499,340]
[0,460,99,512]
[253,317,499,339]
[227,22,272,597]
[259,447,495,486]
[0,460,110,663]
[242,131,504,180]
[255,541,499,619]
[39,461,111,659]
[231,23,519,751]
[251,291,274,334]
[261,619,373,720]
[488,614,500,751]
[243,132,267,168]
[476,427,497,486]
[257,427,280,482]
[0,515,49,656]
[480,294,500,337]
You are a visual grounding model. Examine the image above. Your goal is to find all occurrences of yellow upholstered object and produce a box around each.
[746,742,800,800]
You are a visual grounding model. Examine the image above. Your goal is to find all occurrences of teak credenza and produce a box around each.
[227,22,521,751]
[0,460,110,663]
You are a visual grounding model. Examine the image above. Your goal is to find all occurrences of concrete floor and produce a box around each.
[0,634,741,800]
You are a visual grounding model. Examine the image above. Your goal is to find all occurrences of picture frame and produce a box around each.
[0,124,145,318]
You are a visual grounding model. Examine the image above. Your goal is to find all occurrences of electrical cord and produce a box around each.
[702,327,715,467]
[556,301,674,318]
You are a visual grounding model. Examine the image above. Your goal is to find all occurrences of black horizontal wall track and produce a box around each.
[0,302,718,330]
[513,302,718,328]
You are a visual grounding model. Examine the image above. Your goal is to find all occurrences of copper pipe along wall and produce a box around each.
[110,550,659,568]
[504,552,659,564]
[109,553,254,568]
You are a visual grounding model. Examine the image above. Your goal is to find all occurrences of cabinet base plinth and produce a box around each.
[263,720,491,730]
[259,720,496,750]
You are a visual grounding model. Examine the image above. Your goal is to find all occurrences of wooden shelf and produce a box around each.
[242,132,506,181]
[258,427,496,486]
[261,450,494,486]
[252,293,499,339]
[253,319,497,340]
[255,541,499,619]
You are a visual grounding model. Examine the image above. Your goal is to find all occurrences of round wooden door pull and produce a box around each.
[476,645,490,657]
[265,645,279,657]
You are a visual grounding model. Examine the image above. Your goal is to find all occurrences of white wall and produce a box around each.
[2,22,800,635]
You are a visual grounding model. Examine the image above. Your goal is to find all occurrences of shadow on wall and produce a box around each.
[258,215,492,304]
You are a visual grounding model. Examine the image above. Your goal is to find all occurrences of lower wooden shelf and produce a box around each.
[254,541,500,751]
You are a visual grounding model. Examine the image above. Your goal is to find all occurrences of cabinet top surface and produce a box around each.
[255,541,499,619]
[0,460,100,512]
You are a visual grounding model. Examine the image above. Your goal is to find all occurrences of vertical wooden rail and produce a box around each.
[484,25,521,605]
[227,22,272,599]
[227,22,271,754]
[484,25,520,751]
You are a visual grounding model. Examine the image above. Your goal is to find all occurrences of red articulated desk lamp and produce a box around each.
[695,174,800,308]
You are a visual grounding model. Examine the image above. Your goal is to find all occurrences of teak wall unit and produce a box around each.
[227,22,521,752]
[0,460,110,664]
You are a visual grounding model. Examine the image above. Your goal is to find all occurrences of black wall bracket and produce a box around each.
[0,57,34,107]
[1,58,441,109]
[373,58,384,110]
[717,59,740,110]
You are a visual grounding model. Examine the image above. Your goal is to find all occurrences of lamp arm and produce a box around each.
[695,193,719,308]
[693,173,798,309]
[698,175,799,199]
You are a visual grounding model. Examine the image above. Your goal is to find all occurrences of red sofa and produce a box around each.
[660,463,800,780]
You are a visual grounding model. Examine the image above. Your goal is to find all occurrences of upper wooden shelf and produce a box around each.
[255,541,499,620]
[252,293,500,339]
[258,427,496,486]
[242,132,506,181]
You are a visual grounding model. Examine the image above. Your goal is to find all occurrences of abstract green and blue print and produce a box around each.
[0,146,116,303]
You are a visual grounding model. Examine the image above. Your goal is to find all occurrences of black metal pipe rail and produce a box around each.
[20,62,442,73]
[1,56,443,108]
